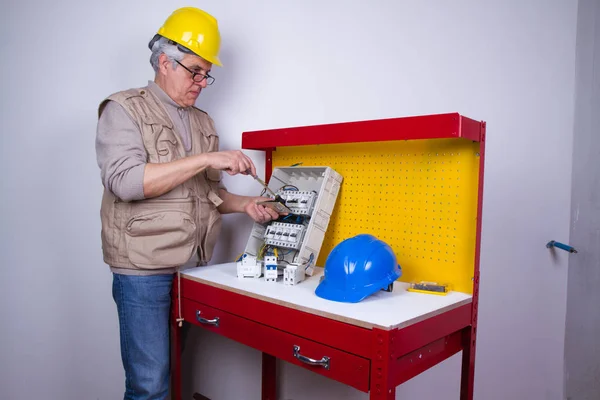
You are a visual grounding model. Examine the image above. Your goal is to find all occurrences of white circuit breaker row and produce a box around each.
[264,222,305,250]
[276,190,317,215]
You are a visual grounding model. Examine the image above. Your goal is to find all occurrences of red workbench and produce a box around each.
[171,112,486,399]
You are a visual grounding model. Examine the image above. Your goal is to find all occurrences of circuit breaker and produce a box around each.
[264,256,278,283]
[277,191,317,215]
[264,222,306,250]
[236,166,342,285]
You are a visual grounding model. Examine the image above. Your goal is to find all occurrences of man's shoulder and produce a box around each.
[98,87,149,119]
[103,87,149,104]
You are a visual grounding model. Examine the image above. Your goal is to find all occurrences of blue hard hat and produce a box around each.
[315,234,402,303]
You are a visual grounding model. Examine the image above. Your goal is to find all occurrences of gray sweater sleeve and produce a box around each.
[95,101,146,202]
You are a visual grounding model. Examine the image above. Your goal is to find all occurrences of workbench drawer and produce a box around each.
[182,298,370,392]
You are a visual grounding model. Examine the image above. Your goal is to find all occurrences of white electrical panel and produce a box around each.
[236,166,342,285]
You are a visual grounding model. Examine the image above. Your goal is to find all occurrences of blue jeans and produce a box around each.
[112,273,174,400]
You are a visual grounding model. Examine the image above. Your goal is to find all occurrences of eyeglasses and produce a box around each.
[174,59,215,85]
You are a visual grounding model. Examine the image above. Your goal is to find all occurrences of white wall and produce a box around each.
[0,1,578,400]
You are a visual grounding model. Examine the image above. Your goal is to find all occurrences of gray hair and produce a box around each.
[149,36,187,72]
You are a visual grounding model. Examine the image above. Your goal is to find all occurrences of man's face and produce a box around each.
[159,53,213,107]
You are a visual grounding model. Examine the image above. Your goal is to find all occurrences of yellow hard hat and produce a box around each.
[149,7,222,66]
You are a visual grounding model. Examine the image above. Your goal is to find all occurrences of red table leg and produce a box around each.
[370,328,396,400]
[370,385,396,399]
[262,352,277,400]
[170,319,182,400]
[460,326,476,400]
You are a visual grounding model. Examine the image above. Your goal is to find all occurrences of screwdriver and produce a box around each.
[247,170,277,198]
[247,170,291,214]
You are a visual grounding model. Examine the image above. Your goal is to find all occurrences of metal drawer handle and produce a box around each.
[293,345,330,370]
[196,310,219,327]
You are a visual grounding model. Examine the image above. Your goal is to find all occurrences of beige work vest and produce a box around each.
[98,87,223,273]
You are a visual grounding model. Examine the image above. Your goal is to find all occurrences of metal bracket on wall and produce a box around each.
[546,240,578,253]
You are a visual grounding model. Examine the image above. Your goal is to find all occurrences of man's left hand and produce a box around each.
[244,197,281,223]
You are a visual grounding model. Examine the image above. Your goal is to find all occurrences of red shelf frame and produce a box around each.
[242,112,484,150]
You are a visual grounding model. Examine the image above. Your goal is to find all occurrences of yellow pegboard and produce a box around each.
[272,139,481,294]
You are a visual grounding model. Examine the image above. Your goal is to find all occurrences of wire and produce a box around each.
[304,253,315,271]
[257,243,267,260]
[281,214,306,225]
[277,184,299,192]
[176,268,184,327]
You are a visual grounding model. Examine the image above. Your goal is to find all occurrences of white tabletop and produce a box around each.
[182,262,472,330]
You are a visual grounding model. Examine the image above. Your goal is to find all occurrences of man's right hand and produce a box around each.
[206,150,256,177]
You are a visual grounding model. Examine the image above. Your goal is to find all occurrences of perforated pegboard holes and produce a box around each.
[272,139,481,294]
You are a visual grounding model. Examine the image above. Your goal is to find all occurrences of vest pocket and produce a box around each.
[141,117,180,163]
[125,210,197,269]
[199,208,222,263]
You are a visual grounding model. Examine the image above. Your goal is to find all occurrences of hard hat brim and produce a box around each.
[314,269,401,303]
[315,279,369,303]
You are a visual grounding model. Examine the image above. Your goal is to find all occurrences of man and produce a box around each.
[95,7,279,399]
